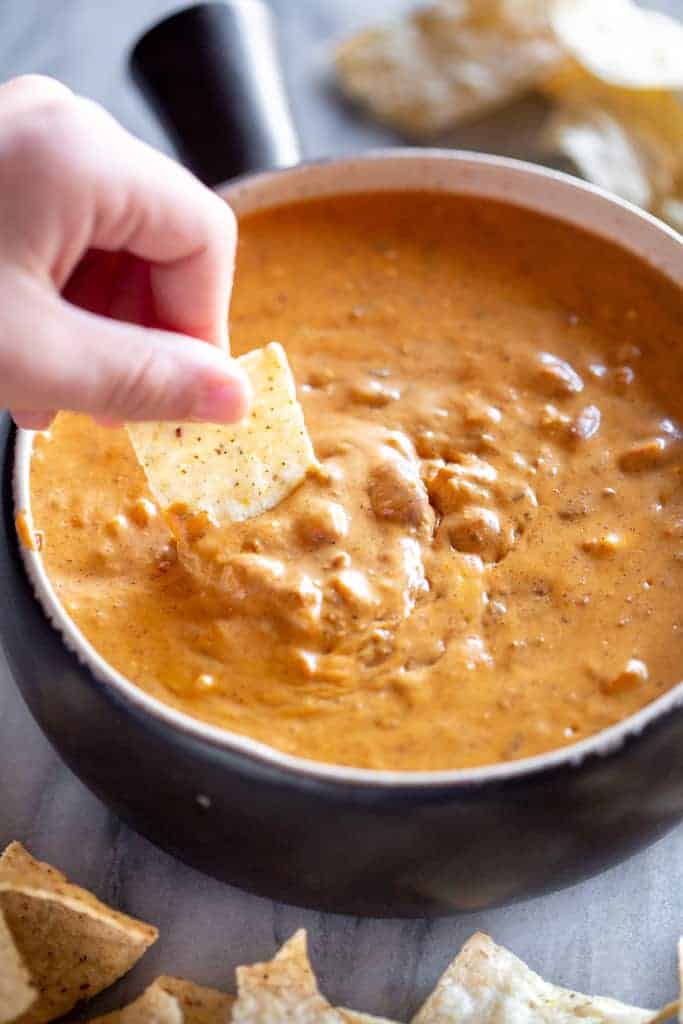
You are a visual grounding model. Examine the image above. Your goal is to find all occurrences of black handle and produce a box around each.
[130,1,301,187]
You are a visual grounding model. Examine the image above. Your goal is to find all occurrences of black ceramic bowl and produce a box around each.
[1,2,682,916]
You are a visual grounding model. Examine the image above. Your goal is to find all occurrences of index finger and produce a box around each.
[81,100,236,349]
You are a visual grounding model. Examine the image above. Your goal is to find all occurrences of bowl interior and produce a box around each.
[13,150,683,788]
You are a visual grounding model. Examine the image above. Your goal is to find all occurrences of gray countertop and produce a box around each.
[1,1,682,1020]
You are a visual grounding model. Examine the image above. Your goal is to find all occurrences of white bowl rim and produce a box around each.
[13,147,683,790]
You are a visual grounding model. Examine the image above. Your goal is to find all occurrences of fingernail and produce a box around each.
[192,374,251,424]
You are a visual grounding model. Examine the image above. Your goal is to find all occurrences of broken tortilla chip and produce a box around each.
[127,342,317,525]
[232,929,344,1023]
[87,982,183,1023]
[0,908,35,1024]
[549,0,683,90]
[410,932,654,1023]
[0,841,157,1024]
[334,0,559,138]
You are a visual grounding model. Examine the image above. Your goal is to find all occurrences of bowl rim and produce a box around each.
[13,147,683,790]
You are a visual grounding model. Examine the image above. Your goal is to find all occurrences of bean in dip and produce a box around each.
[28,194,683,770]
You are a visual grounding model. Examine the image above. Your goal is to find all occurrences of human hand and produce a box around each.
[0,75,250,430]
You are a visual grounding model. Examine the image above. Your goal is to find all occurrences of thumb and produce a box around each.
[2,274,251,423]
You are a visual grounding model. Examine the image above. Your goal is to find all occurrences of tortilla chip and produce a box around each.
[549,0,683,90]
[541,56,683,226]
[156,976,235,1023]
[411,932,654,1023]
[0,842,157,1024]
[127,342,317,524]
[87,982,183,1023]
[334,0,559,138]
[542,104,678,214]
[0,908,35,1023]
[546,0,683,224]
[232,929,343,1023]
[541,57,683,229]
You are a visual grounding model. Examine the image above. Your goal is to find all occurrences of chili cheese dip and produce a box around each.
[29,194,683,771]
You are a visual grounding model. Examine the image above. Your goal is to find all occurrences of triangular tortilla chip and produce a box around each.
[0,907,35,1023]
[0,842,157,1024]
[232,929,343,1023]
[127,342,317,524]
[156,976,235,1023]
[411,932,654,1023]
[87,982,183,1023]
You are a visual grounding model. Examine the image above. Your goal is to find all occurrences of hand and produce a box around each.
[0,75,250,430]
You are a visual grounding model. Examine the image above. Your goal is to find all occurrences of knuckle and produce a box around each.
[0,74,73,106]
[2,118,57,166]
[0,100,114,208]
[1,104,77,172]
[0,80,115,191]
[0,90,108,165]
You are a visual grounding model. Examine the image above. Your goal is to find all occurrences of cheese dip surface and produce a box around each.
[29,193,683,770]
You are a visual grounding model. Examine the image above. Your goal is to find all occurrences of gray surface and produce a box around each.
[1,0,682,1019]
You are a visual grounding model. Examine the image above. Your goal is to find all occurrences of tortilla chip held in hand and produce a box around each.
[127,342,317,525]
